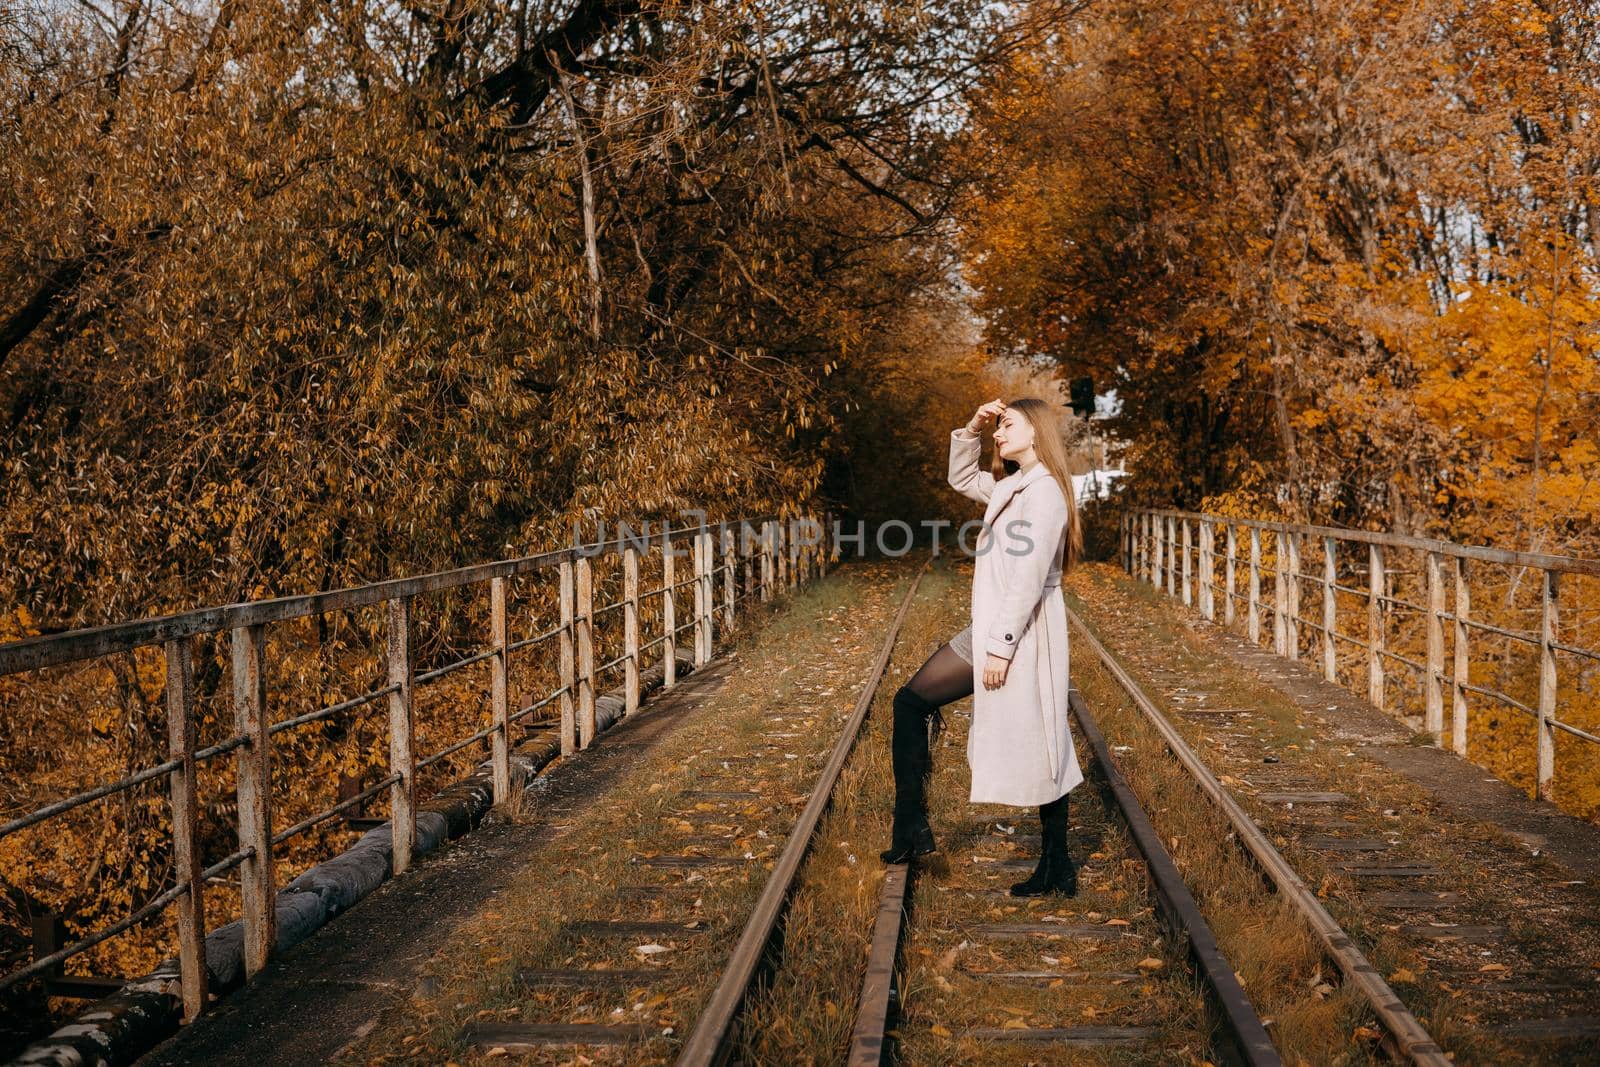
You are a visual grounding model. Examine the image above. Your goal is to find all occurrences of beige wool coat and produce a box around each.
[948,427,1083,807]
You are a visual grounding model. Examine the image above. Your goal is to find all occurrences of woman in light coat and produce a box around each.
[879,397,1085,897]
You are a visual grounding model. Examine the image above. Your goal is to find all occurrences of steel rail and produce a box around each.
[844,686,1280,1067]
[673,558,931,1066]
[1066,606,1451,1067]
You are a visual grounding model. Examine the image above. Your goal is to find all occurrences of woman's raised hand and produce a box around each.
[967,398,1007,434]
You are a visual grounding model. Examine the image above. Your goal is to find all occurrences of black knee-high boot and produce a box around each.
[1009,794,1077,897]
[880,686,939,864]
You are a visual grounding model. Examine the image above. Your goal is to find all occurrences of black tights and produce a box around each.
[906,641,975,707]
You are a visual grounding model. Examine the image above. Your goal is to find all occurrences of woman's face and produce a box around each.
[992,407,1036,462]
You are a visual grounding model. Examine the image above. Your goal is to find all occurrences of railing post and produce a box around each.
[760,521,772,603]
[576,555,595,747]
[231,623,274,978]
[1247,528,1262,643]
[1166,516,1177,594]
[1133,513,1143,578]
[822,511,833,577]
[707,531,720,662]
[1322,537,1337,683]
[624,546,640,717]
[1452,557,1469,756]
[662,534,677,687]
[560,559,578,749]
[1368,543,1385,711]
[722,525,735,632]
[1152,511,1164,588]
[386,596,416,874]
[1273,530,1289,656]
[1181,519,1193,607]
[1425,550,1445,745]
[776,518,786,591]
[1286,531,1301,660]
[1224,524,1237,626]
[1199,519,1214,620]
[788,517,798,590]
[1152,515,1164,591]
[691,527,706,667]
[164,638,208,1021]
[490,577,510,801]
[1537,568,1558,801]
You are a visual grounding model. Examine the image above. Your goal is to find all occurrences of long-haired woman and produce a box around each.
[879,397,1086,897]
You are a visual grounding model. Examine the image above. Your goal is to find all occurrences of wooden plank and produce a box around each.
[960,970,1143,983]
[461,1022,651,1049]
[1255,792,1348,804]
[681,790,761,799]
[1398,924,1504,942]
[1426,550,1445,742]
[970,924,1129,940]
[1365,892,1463,909]
[1334,865,1444,878]
[846,863,907,1067]
[1488,1016,1600,1040]
[632,855,747,869]
[231,623,275,978]
[516,969,661,989]
[1301,837,1394,852]
[386,597,416,874]
[165,638,208,1021]
[565,921,708,937]
[967,1026,1152,1044]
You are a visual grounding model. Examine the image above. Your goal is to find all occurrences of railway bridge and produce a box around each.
[3,512,1598,1065]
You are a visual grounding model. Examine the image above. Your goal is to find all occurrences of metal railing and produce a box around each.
[0,510,836,1021]
[1122,508,1600,810]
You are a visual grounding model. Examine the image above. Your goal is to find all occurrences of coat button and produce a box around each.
[1005,632,1013,640]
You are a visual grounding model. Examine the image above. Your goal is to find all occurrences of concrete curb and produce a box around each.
[9,650,698,1067]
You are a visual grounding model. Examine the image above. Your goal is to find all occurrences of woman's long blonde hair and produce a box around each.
[990,397,1085,571]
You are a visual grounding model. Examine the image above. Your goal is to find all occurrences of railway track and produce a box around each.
[451,558,1456,1065]
[455,558,933,1064]
[848,685,1280,1065]
[1065,606,1453,1066]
